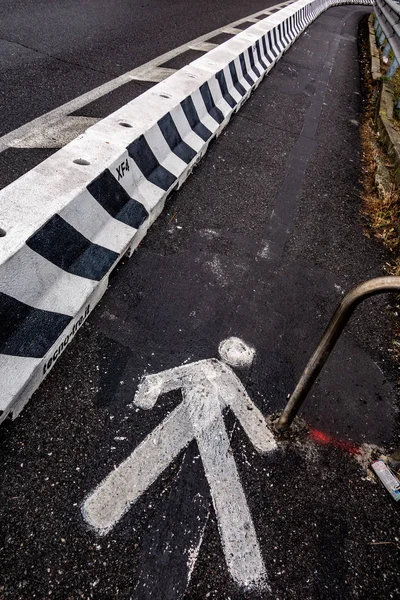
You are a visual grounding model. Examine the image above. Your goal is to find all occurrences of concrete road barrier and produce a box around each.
[0,0,372,423]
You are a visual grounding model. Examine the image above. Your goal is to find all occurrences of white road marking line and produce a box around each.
[82,338,277,590]
[131,66,177,83]
[222,27,243,34]
[8,116,99,149]
[0,1,295,152]
[188,42,218,51]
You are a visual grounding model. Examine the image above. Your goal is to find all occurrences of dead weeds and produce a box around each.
[360,29,400,267]
[359,16,400,357]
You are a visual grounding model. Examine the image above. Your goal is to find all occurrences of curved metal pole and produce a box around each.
[276,277,400,432]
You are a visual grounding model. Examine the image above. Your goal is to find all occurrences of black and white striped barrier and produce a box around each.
[0,0,372,423]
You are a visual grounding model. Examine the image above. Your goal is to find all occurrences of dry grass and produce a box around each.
[363,185,400,251]
[359,24,400,358]
[392,68,400,110]
[359,17,400,260]
[360,119,400,256]
[388,255,400,277]
[360,124,400,356]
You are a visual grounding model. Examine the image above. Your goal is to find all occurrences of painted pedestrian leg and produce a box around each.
[82,338,276,590]
[185,379,268,588]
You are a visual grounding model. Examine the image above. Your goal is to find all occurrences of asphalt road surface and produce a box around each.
[0,0,287,190]
[1,3,400,600]
[0,0,280,137]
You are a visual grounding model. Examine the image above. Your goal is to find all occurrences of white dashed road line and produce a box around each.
[0,1,294,152]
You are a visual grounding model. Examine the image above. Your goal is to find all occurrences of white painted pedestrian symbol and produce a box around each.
[82,337,277,590]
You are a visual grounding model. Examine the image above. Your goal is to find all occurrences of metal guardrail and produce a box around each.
[375,0,400,77]
[276,277,400,464]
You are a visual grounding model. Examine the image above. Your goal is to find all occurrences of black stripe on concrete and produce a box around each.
[281,21,287,45]
[0,292,71,358]
[216,70,237,109]
[286,20,291,43]
[290,18,295,39]
[180,96,212,142]
[282,22,289,46]
[88,169,149,229]
[239,53,255,86]
[247,47,260,78]
[286,19,292,43]
[280,22,289,47]
[289,16,296,39]
[273,27,281,52]
[277,26,283,51]
[199,82,224,124]
[268,30,278,58]
[276,24,282,48]
[255,40,268,70]
[158,113,197,164]
[128,135,177,191]
[293,13,298,34]
[299,10,304,31]
[297,12,302,33]
[228,61,246,96]
[26,214,118,281]
[296,12,302,33]
[293,15,298,36]
[261,35,275,65]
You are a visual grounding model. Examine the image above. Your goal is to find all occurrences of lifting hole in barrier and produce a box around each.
[119,121,133,128]
[0,228,6,237]
[159,93,172,99]
[73,158,91,166]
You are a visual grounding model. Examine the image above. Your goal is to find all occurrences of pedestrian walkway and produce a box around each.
[1,5,399,600]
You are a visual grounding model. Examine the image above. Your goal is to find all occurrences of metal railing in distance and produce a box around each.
[375,0,400,77]
[276,277,400,432]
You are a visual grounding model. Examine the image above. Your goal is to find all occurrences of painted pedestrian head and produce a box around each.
[218,337,255,368]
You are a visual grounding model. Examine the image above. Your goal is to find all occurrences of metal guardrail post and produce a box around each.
[276,277,400,432]
[375,0,400,69]
[387,57,399,78]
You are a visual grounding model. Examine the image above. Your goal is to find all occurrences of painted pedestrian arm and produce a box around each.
[135,359,277,453]
[134,365,190,409]
[217,363,277,454]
